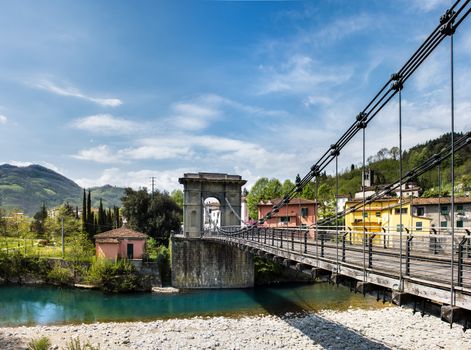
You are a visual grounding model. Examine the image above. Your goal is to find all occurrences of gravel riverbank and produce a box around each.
[1,306,470,350]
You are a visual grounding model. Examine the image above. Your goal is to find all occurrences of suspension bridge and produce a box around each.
[172,0,471,327]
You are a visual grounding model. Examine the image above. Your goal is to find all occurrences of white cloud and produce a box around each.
[258,55,352,95]
[167,94,287,131]
[8,161,33,167]
[0,115,7,124]
[75,167,193,191]
[34,79,122,107]
[71,114,138,134]
[71,132,299,183]
[171,101,220,131]
[73,145,124,164]
[313,13,374,44]
[410,0,450,12]
[303,95,333,107]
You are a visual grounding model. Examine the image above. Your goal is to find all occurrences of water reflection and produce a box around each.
[0,283,387,326]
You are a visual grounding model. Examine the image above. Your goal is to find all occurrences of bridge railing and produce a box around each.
[211,225,471,291]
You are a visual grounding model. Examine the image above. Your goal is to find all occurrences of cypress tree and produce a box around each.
[82,189,87,230]
[87,190,92,234]
[98,198,104,231]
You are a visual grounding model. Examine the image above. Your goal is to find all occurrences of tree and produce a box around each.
[317,183,335,218]
[390,146,400,160]
[171,190,184,210]
[265,178,282,199]
[246,178,269,220]
[58,202,75,218]
[82,189,86,230]
[281,179,295,195]
[31,203,48,236]
[376,148,390,160]
[122,188,181,245]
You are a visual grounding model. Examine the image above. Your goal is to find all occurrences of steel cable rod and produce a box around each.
[402,34,447,81]
[450,32,456,310]
[400,30,444,78]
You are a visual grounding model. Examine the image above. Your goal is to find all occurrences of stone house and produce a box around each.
[411,197,471,231]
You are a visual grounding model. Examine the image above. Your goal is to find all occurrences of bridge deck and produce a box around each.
[205,229,471,311]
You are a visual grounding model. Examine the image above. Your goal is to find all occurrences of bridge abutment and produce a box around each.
[171,236,254,288]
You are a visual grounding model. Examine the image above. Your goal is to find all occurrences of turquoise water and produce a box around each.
[0,283,387,326]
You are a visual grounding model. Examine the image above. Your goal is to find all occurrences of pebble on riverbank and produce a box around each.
[1,307,470,350]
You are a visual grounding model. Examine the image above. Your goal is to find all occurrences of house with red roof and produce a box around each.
[94,227,148,260]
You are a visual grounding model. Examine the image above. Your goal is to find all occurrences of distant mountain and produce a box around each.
[0,164,125,216]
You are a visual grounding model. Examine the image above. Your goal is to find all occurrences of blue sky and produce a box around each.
[1,0,470,191]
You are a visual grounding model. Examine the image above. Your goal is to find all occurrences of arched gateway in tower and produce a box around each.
[172,172,254,289]
[179,172,246,237]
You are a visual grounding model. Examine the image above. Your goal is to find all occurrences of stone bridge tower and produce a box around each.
[171,172,254,288]
[179,172,246,237]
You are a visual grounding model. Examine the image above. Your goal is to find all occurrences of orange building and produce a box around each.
[258,198,317,228]
[94,227,148,260]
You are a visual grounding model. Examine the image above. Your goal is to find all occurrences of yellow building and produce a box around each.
[344,198,432,247]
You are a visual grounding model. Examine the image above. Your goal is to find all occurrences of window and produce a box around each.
[416,207,425,216]
[415,222,423,231]
[363,212,368,218]
[440,221,448,228]
[280,216,290,223]
[457,205,464,215]
[375,212,381,217]
[396,224,403,232]
[440,205,449,215]
[394,208,408,215]
[300,207,308,217]
[457,220,464,228]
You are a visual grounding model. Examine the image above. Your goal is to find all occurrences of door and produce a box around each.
[127,243,134,259]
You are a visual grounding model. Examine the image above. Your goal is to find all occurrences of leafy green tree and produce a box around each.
[317,183,335,218]
[57,202,75,218]
[122,188,181,245]
[281,179,295,195]
[31,203,48,236]
[171,189,184,218]
[246,178,269,220]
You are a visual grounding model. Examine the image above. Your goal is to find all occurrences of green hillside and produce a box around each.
[306,132,471,199]
[0,164,125,215]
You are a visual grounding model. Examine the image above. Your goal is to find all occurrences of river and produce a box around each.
[0,283,387,327]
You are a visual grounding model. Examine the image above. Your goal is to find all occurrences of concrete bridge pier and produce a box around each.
[171,236,254,288]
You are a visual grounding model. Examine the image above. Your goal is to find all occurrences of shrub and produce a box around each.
[27,336,51,350]
[47,263,73,285]
[86,258,138,293]
[156,245,171,284]
[0,251,50,281]
[65,337,100,350]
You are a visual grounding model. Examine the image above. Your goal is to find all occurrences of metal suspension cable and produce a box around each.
[224,197,249,225]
